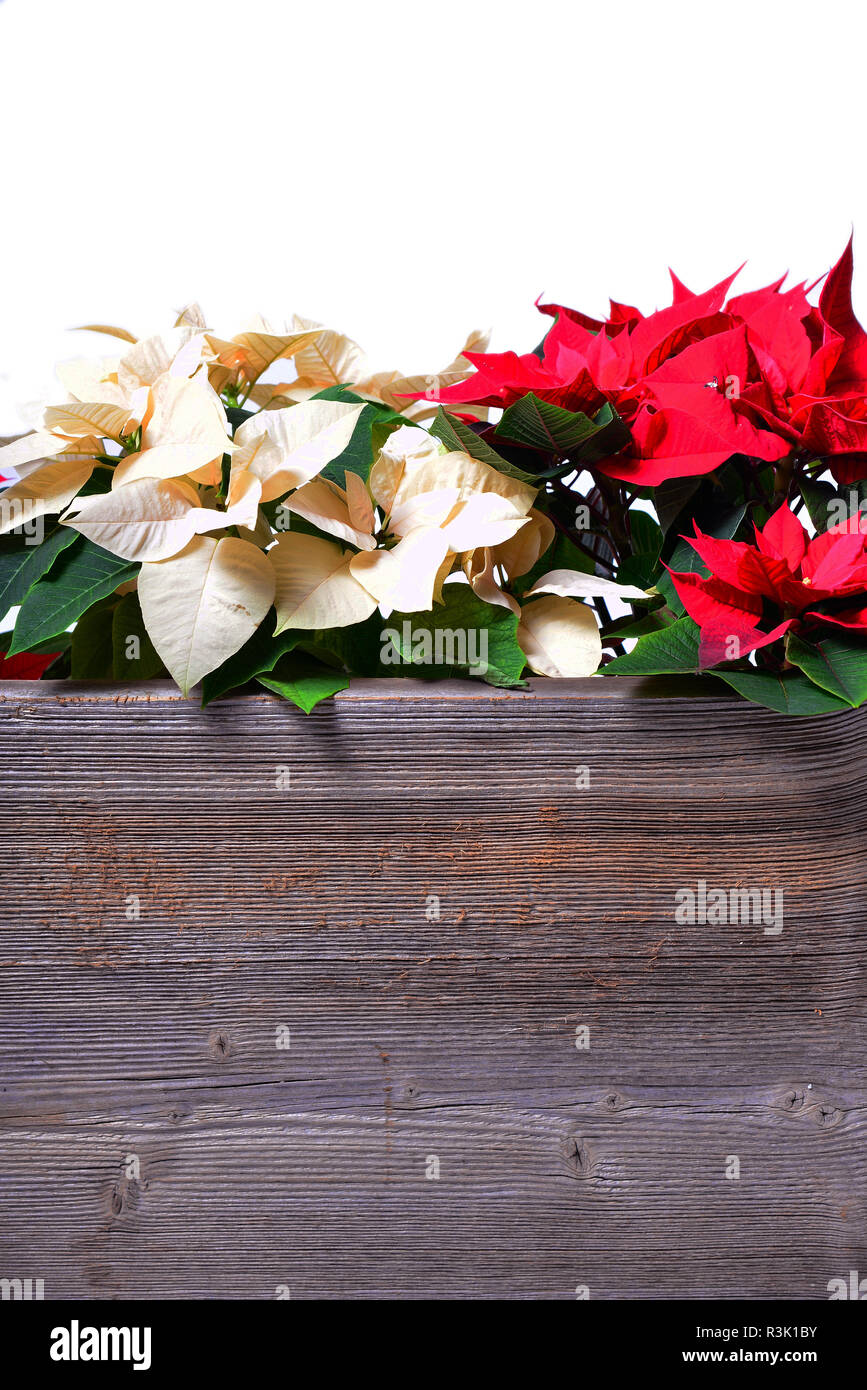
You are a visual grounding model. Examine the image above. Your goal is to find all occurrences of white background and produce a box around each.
[0,0,865,431]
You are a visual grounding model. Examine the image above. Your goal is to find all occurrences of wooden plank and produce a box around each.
[0,679,864,1299]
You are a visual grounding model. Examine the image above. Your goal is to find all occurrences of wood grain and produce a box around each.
[0,677,864,1300]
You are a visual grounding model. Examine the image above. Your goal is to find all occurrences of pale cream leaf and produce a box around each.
[526,569,649,601]
[269,531,377,631]
[75,323,138,344]
[289,316,368,387]
[138,535,275,695]
[350,527,451,617]
[232,400,364,501]
[0,459,96,535]
[43,401,134,443]
[60,477,202,562]
[0,431,74,472]
[518,594,602,678]
[286,476,376,551]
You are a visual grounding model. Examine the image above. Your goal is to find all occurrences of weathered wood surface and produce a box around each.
[0,677,864,1300]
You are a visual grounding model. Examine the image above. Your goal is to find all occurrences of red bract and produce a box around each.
[421,240,867,486]
[0,650,59,679]
[668,504,867,669]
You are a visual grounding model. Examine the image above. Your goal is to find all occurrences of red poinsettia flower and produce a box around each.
[424,289,790,485]
[668,503,867,669]
[419,240,867,488]
[0,650,60,679]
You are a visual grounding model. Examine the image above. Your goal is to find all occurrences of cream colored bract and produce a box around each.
[0,307,616,695]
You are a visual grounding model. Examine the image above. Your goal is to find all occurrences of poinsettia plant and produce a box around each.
[2,241,867,716]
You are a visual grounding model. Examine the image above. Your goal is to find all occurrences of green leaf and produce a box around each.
[430,408,537,484]
[715,666,850,716]
[495,395,627,461]
[657,503,747,615]
[798,477,867,533]
[224,404,256,432]
[0,527,80,621]
[39,649,71,679]
[618,508,664,588]
[74,467,115,499]
[0,627,72,656]
[798,477,839,532]
[603,616,702,675]
[627,509,664,557]
[785,632,867,708]
[370,415,403,462]
[257,652,350,713]
[9,540,138,655]
[310,385,367,405]
[70,599,116,679]
[309,610,386,678]
[201,608,303,705]
[384,584,526,687]
[825,477,867,512]
[112,592,164,680]
[319,398,399,486]
[653,476,702,535]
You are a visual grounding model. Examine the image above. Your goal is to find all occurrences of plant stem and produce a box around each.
[773,451,797,507]
[594,474,631,559]
[546,504,617,575]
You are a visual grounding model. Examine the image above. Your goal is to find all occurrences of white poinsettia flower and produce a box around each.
[111,372,234,489]
[0,329,216,532]
[204,315,327,396]
[0,392,139,535]
[371,438,538,614]
[368,424,445,515]
[3,306,576,702]
[229,399,365,501]
[269,423,542,621]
